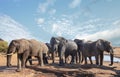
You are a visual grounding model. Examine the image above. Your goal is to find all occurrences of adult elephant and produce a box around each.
[46,43,58,60]
[50,37,78,65]
[74,39,114,66]
[7,39,48,72]
[45,43,53,59]
[74,39,93,64]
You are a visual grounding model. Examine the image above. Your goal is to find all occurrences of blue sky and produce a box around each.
[0,0,120,46]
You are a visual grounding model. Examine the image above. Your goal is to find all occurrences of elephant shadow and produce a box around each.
[27,63,120,77]
[27,64,95,77]
[49,63,117,71]
[80,64,120,77]
[48,63,82,69]
[0,66,17,72]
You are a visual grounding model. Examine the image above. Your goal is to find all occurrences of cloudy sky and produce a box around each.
[0,0,120,46]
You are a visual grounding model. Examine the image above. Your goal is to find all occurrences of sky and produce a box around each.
[0,0,120,46]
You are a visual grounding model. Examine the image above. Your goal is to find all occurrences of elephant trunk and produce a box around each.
[109,49,114,66]
[6,47,14,67]
[7,55,12,67]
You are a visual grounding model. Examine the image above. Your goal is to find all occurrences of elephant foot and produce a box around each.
[7,64,12,67]
[29,62,32,65]
[40,64,44,66]
[7,65,12,68]
[25,65,28,68]
[109,63,113,66]
[52,61,55,64]
[22,65,26,68]
[96,63,99,65]
[96,65,100,67]
[59,63,64,66]
[16,69,21,72]
[48,56,52,60]
[43,59,48,64]
[84,62,87,65]
[70,62,75,64]
[100,64,103,66]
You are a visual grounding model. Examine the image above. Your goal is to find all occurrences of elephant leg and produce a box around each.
[22,51,29,68]
[74,55,77,64]
[48,51,52,60]
[95,55,99,65]
[75,52,78,63]
[65,53,69,64]
[59,52,64,66]
[100,52,104,66]
[59,56,64,65]
[70,55,75,64]
[88,57,93,64]
[81,55,84,63]
[55,51,58,57]
[84,57,87,64]
[25,56,32,66]
[43,53,48,64]
[16,53,22,72]
[38,52,44,66]
[47,51,50,58]
[52,52,55,63]
[28,56,32,65]
[78,51,81,64]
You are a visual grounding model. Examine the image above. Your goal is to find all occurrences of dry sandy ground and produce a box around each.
[0,47,120,77]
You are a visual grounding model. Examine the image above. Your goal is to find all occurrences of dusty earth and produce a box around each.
[0,47,120,77]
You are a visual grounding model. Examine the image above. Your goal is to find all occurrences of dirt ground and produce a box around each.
[0,47,120,77]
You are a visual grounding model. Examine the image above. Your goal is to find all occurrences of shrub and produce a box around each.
[0,40,8,53]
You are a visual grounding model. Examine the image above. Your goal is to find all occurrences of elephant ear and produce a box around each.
[96,39,105,51]
[62,39,68,45]
[11,40,19,47]
[55,38,60,44]
[103,40,112,51]
[50,37,60,44]
[104,41,111,47]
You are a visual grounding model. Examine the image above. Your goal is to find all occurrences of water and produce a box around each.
[91,55,120,62]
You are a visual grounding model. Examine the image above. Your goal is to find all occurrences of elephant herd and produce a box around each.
[6,37,114,72]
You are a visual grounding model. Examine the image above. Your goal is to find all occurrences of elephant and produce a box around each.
[50,37,78,65]
[74,39,93,64]
[7,39,48,72]
[45,43,53,59]
[74,39,114,66]
[46,43,58,60]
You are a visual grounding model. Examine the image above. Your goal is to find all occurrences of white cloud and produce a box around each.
[69,0,82,8]
[50,17,120,46]
[37,18,45,25]
[51,16,74,37]
[38,0,56,13]
[52,23,62,36]
[75,29,120,40]
[0,14,34,42]
[49,9,56,15]
[113,19,120,26]
[74,20,120,46]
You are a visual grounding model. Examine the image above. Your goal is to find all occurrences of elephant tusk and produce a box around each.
[6,52,14,55]
[0,52,14,56]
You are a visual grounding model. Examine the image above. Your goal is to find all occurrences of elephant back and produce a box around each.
[40,42,49,54]
[66,40,78,51]
[28,39,48,55]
